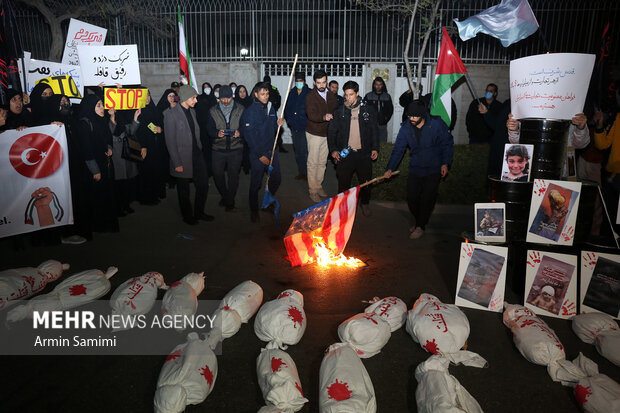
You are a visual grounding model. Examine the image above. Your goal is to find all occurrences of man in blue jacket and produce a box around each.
[384,100,453,239]
[284,72,310,180]
[241,82,285,222]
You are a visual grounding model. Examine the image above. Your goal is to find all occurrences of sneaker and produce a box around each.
[409,227,424,239]
[61,235,87,245]
[183,217,199,225]
[318,188,328,197]
[195,213,214,222]
[309,193,322,203]
[360,204,372,217]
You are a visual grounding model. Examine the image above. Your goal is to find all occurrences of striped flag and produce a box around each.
[430,27,467,128]
[177,6,197,87]
[284,187,360,267]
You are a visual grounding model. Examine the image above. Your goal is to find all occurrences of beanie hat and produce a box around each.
[406,100,427,117]
[178,85,198,103]
[219,85,233,98]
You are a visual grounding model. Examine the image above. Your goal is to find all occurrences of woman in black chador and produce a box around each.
[137,91,167,204]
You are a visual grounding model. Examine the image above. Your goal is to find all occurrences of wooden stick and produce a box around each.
[359,171,401,189]
[268,53,299,167]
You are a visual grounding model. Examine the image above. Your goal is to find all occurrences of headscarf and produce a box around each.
[156,89,177,113]
[29,83,57,126]
[5,88,32,129]
[234,85,252,108]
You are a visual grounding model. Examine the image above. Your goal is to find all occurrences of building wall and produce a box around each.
[141,62,510,145]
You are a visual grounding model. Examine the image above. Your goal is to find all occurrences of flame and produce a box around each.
[311,236,366,268]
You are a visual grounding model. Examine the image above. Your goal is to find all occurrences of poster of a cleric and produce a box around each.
[1,1,620,412]
[0,126,73,238]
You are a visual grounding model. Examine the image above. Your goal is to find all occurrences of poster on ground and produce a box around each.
[62,18,107,66]
[0,125,73,238]
[455,243,508,312]
[581,251,620,319]
[77,44,141,86]
[510,53,595,120]
[524,251,577,319]
[526,179,581,246]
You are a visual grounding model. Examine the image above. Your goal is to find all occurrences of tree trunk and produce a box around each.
[402,0,419,97]
[49,22,64,61]
[416,1,441,98]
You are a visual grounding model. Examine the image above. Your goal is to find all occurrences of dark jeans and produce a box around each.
[212,149,243,208]
[176,155,209,220]
[377,124,388,142]
[336,150,372,204]
[407,173,441,230]
[249,154,281,211]
[291,129,308,175]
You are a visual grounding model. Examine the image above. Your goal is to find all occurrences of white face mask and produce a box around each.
[204,88,211,95]
[214,92,220,98]
[231,87,236,94]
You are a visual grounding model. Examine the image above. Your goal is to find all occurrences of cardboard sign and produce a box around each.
[36,75,82,99]
[77,44,141,86]
[18,56,84,101]
[104,87,148,110]
[62,18,107,66]
[510,53,595,120]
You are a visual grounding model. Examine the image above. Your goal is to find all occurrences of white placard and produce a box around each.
[455,243,508,313]
[474,203,506,243]
[77,44,141,86]
[23,58,84,102]
[510,53,595,120]
[524,250,577,319]
[581,251,620,319]
[526,179,581,246]
[62,18,107,66]
[0,125,73,238]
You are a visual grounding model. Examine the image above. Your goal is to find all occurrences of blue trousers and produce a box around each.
[249,154,281,211]
[291,129,308,175]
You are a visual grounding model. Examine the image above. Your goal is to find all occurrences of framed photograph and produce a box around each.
[526,179,582,245]
[474,203,505,243]
[524,251,577,319]
[501,144,534,182]
[456,243,508,313]
[581,251,620,319]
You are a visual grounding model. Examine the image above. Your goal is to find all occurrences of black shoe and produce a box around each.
[125,207,135,214]
[251,210,259,223]
[183,217,198,225]
[294,174,307,181]
[261,204,275,213]
[218,198,226,207]
[196,213,215,222]
[117,210,127,217]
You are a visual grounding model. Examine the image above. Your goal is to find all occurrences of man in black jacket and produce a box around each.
[363,76,393,142]
[328,81,379,216]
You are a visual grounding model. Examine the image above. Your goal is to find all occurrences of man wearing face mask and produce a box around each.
[466,83,501,144]
[284,72,311,180]
[384,100,454,239]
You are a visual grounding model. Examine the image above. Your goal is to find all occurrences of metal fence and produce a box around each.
[16,0,620,64]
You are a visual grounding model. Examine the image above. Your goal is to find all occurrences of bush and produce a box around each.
[370,142,490,204]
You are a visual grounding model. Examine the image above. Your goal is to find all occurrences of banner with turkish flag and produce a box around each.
[0,124,73,238]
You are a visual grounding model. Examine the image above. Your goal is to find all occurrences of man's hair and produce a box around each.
[329,80,339,87]
[342,81,359,93]
[313,70,327,81]
[252,81,271,95]
[487,83,498,94]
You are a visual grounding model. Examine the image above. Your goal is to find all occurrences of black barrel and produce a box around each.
[488,176,533,242]
[519,118,570,180]
[574,180,598,245]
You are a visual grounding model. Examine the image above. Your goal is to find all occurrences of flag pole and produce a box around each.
[268,53,299,167]
[463,72,481,103]
[359,171,401,189]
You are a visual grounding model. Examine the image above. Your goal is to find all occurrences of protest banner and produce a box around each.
[62,18,107,66]
[77,44,141,86]
[20,56,84,102]
[0,125,73,239]
[510,53,595,120]
[104,87,148,110]
[36,75,82,99]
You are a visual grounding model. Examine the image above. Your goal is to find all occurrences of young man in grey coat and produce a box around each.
[164,85,214,225]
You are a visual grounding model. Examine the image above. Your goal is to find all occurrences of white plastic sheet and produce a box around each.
[161,272,205,332]
[572,313,620,367]
[254,290,306,349]
[6,266,117,323]
[570,353,620,413]
[109,272,167,330]
[215,280,263,340]
[363,296,407,332]
[337,312,391,358]
[0,260,69,310]
[154,332,218,413]
[257,347,308,412]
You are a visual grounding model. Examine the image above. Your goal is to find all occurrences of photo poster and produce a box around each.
[564,146,577,181]
[456,243,508,313]
[474,202,506,243]
[500,144,534,182]
[525,251,577,319]
[0,125,73,238]
[77,44,141,86]
[62,18,107,66]
[581,251,620,319]
[527,179,581,245]
[510,53,595,120]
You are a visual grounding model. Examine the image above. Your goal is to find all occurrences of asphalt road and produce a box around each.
[1,147,618,412]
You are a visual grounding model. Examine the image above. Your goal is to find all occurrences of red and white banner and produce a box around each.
[0,125,73,238]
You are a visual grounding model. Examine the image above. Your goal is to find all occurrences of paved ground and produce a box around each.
[1,146,619,412]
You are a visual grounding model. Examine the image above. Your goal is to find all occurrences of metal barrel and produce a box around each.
[519,118,570,180]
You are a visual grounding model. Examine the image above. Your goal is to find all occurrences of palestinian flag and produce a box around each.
[430,27,467,127]
[177,6,197,87]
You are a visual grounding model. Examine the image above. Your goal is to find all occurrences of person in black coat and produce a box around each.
[137,91,167,204]
[157,89,178,114]
[5,89,32,130]
[328,81,379,216]
[363,77,393,142]
[28,82,55,126]
[234,85,253,108]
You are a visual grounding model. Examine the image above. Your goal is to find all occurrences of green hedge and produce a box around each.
[368,142,490,204]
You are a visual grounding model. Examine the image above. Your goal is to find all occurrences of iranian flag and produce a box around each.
[177,6,197,87]
[430,27,467,127]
